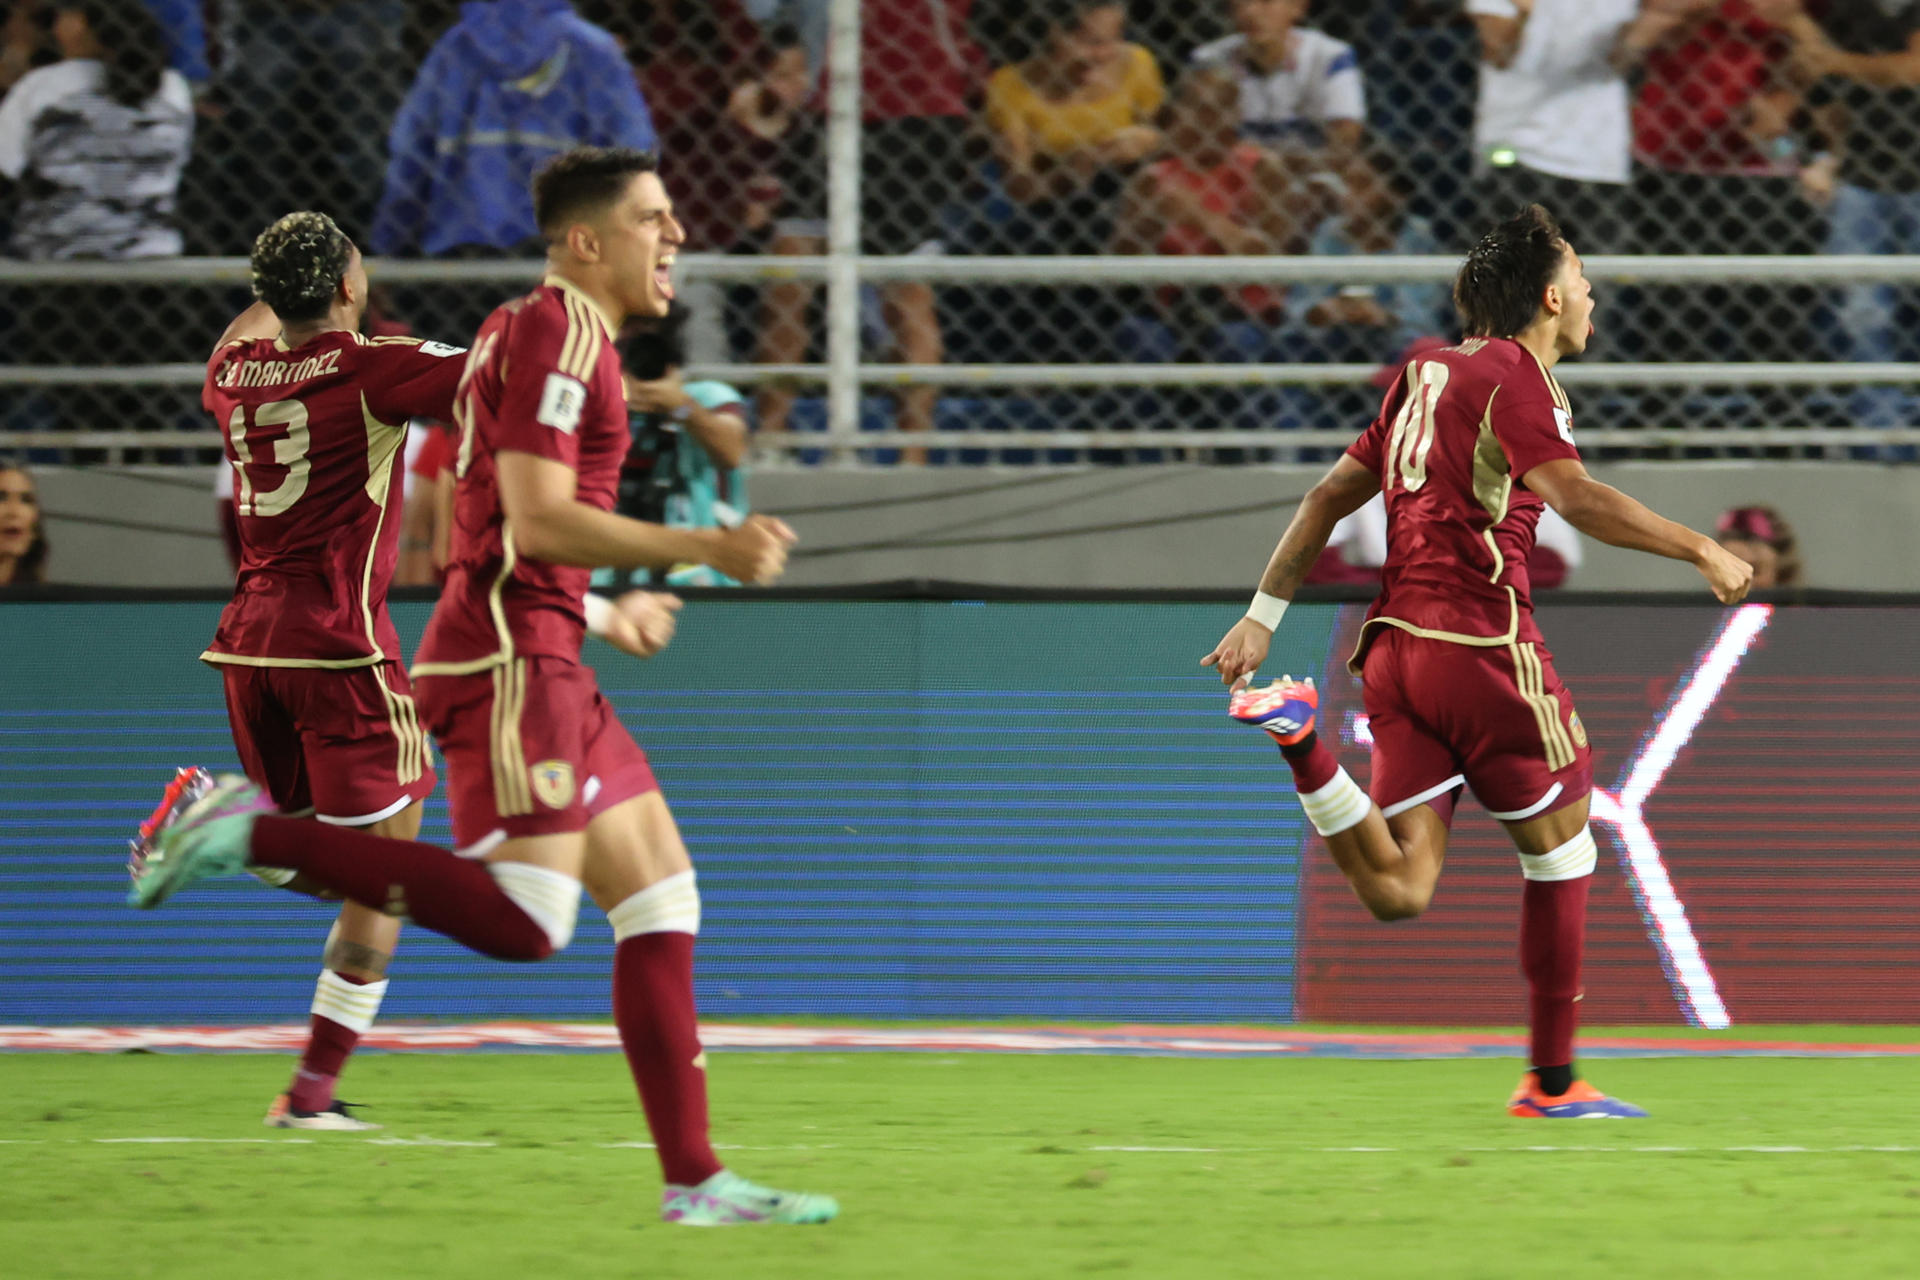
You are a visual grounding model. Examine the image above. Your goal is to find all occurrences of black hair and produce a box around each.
[532,147,660,242]
[64,0,167,108]
[0,458,49,586]
[249,211,356,324]
[1453,204,1571,339]
[620,303,690,383]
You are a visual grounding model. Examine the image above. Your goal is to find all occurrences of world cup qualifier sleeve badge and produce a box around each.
[530,760,577,810]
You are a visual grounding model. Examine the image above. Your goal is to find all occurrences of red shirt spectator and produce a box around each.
[862,0,986,122]
[1634,2,1796,175]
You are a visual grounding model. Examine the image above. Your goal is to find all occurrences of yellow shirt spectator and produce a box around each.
[985,43,1165,160]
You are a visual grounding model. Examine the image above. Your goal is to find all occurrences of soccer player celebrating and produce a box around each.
[130,147,836,1225]
[1203,205,1754,1118]
[129,211,471,1129]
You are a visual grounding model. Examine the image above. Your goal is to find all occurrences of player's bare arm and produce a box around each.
[1522,457,1753,602]
[497,449,794,584]
[210,301,279,358]
[1202,456,1380,687]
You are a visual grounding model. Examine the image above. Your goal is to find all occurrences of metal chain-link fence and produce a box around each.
[2,0,1918,465]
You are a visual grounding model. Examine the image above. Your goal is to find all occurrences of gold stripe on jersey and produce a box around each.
[409,517,520,678]
[557,293,585,384]
[1532,644,1578,769]
[373,663,428,786]
[201,651,382,670]
[1524,349,1574,414]
[1344,596,1523,675]
[354,395,406,662]
[543,274,617,342]
[1471,393,1514,587]
[1511,642,1576,771]
[561,293,601,383]
[490,659,533,816]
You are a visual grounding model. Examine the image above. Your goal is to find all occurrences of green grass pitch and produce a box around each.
[3,1050,1917,1279]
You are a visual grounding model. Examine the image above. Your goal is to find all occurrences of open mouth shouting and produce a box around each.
[654,251,675,303]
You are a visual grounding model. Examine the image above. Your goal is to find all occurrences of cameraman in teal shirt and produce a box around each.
[595,303,753,593]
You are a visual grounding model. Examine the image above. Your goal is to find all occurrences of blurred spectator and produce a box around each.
[1188,0,1367,231]
[1274,145,1450,432]
[724,29,822,252]
[1110,65,1295,452]
[187,2,407,249]
[629,0,764,364]
[741,0,825,77]
[0,457,47,586]
[1,6,38,94]
[373,0,655,258]
[0,0,192,260]
[983,1,1165,249]
[1465,0,1673,252]
[372,0,657,341]
[143,0,205,84]
[0,1,197,458]
[1286,147,1449,364]
[758,0,983,465]
[604,302,753,590]
[1755,0,1920,432]
[1102,66,1294,457]
[1715,502,1801,587]
[1630,2,1818,374]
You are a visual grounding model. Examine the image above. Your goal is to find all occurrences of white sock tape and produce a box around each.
[311,970,388,1036]
[489,861,582,952]
[1519,827,1598,882]
[608,870,701,941]
[1299,767,1371,837]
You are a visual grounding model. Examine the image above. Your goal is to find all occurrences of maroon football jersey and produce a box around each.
[202,330,466,665]
[414,278,631,672]
[1345,337,1582,667]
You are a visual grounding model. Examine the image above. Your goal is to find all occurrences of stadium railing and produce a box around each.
[4,254,1920,463]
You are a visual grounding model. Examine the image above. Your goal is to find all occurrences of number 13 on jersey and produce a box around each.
[225,400,312,517]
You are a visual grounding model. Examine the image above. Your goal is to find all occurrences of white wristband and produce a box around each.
[1246,591,1287,631]
[583,592,614,636]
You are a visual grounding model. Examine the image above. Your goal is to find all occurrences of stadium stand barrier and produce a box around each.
[2,0,1919,465]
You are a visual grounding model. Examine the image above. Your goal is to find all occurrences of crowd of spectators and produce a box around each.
[0,0,1916,459]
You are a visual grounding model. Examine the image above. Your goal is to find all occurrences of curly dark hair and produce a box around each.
[0,459,49,586]
[249,211,355,324]
[532,147,659,242]
[1454,204,1570,339]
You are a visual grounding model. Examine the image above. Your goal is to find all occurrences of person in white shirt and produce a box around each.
[1190,0,1366,227]
[1464,0,1676,252]
[0,1,192,261]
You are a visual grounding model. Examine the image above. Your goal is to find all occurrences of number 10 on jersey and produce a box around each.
[1384,361,1449,493]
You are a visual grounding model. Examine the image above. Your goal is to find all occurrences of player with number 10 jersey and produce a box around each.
[1205,205,1753,1121]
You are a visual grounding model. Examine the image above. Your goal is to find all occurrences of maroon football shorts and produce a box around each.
[220,661,436,824]
[414,656,659,846]
[1360,625,1593,823]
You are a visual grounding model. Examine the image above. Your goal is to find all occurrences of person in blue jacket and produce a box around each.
[372,0,658,259]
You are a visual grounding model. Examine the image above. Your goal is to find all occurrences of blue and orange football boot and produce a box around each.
[1228,675,1319,746]
[1508,1073,1649,1119]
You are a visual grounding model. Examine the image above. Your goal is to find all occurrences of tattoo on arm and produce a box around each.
[1261,541,1318,598]
[323,939,393,979]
